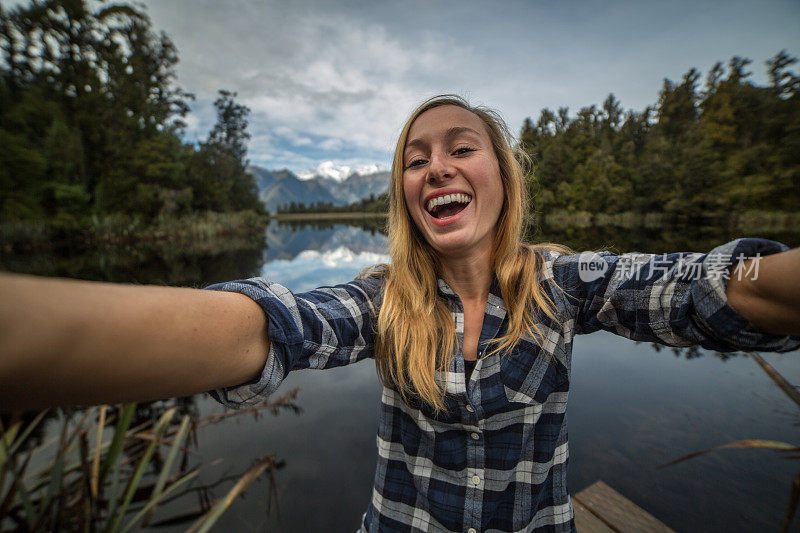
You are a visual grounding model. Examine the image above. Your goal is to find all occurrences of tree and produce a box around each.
[0,0,194,222]
[206,90,250,167]
[190,90,264,214]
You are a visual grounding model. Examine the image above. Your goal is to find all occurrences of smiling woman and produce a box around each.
[1,95,799,533]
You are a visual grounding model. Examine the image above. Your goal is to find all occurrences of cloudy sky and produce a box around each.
[9,0,800,176]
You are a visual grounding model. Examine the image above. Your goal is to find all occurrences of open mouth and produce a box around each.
[425,193,472,219]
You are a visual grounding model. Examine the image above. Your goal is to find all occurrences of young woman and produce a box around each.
[1,95,799,532]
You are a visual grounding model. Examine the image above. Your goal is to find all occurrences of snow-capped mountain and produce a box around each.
[248,165,390,212]
[297,161,388,182]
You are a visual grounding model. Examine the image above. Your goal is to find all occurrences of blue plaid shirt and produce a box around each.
[206,238,799,532]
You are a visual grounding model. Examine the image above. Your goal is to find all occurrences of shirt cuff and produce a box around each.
[208,341,286,408]
[204,278,290,409]
[691,238,800,353]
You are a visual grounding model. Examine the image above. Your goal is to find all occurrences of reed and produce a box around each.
[0,388,300,532]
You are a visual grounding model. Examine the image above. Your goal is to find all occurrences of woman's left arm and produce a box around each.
[726,247,800,336]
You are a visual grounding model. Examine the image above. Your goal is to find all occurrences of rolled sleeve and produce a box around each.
[204,275,383,408]
[554,238,800,353]
[209,342,286,408]
[690,238,800,352]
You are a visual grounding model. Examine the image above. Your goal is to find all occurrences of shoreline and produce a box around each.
[269,212,387,221]
[3,209,798,254]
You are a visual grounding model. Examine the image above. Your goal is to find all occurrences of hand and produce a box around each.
[725,247,800,336]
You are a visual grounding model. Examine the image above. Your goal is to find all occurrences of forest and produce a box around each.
[520,52,800,218]
[0,0,265,241]
[275,194,390,215]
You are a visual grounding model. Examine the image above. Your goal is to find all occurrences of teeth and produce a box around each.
[426,193,471,213]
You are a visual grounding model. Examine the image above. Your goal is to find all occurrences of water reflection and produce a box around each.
[261,221,389,291]
[528,219,800,254]
[568,331,800,532]
[0,231,268,287]
[642,342,740,361]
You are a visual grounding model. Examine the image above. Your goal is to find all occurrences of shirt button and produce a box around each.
[468,528,478,533]
[466,405,475,413]
[472,475,481,485]
[471,432,480,440]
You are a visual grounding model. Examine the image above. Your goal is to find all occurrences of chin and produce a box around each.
[426,235,477,256]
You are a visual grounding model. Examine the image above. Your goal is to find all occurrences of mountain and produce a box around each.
[247,166,339,212]
[247,165,390,212]
[309,170,391,205]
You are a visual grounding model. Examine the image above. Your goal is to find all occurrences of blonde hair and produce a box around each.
[366,95,571,413]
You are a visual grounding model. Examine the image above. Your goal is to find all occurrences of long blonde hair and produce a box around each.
[368,95,571,413]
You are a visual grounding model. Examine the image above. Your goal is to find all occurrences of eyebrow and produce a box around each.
[404,126,483,153]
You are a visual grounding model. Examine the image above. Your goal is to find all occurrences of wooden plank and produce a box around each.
[572,497,614,533]
[573,481,675,533]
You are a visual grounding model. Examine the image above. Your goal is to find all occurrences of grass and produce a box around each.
[733,211,800,233]
[0,388,300,532]
[536,210,800,232]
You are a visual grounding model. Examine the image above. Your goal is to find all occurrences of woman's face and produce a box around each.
[402,105,504,262]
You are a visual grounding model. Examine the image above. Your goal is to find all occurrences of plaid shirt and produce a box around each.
[206,238,799,533]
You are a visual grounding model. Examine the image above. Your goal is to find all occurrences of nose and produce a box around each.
[426,151,456,184]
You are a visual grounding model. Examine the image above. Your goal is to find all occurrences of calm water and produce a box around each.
[2,220,799,532]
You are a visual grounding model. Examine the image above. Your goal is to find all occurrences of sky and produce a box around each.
[5,0,800,177]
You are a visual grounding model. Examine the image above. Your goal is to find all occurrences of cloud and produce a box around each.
[138,0,800,172]
[139,0,498,169]
[262,247,390,292]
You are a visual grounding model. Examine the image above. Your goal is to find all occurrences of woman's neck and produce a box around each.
[439,253,493,305]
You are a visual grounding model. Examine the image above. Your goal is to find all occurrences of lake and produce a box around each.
[2,219,799,532]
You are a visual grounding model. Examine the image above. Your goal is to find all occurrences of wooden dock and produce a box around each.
[572,481,675,532]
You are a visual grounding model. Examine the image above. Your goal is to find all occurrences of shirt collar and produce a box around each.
[436,276,506,313]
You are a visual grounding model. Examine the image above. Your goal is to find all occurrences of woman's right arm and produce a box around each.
[0,273,270,411]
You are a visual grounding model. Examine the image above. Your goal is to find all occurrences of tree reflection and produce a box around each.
[527,217,799,254]
[640,341,740,361]
[0,232,267,286]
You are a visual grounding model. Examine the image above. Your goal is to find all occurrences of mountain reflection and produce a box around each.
[261,221,389,292]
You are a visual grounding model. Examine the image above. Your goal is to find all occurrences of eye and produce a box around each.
[405,158,427,169]
[453,146,475,156]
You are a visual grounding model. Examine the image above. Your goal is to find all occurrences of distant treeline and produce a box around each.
[0,0,265,231]
[522,52,800,217]
[276,193,389,215]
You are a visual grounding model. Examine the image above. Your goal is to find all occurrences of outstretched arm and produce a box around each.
[726,247,800,336]
[0,273,270,410]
